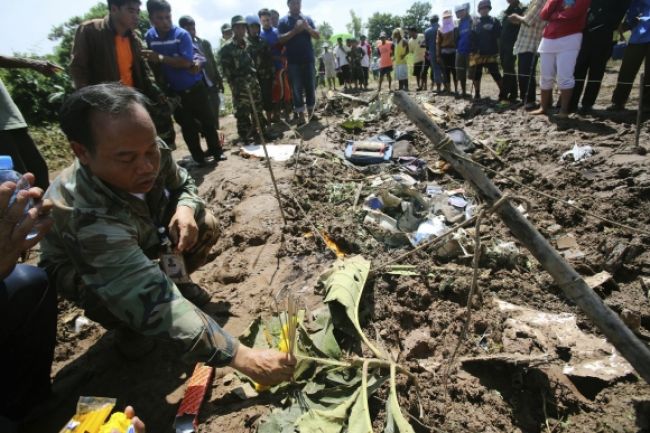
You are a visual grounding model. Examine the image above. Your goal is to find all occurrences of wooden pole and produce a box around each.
[246,85,287,226]
[392,90,650,384]
[635,72,645,148]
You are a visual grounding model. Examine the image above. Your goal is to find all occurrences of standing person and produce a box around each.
[0,56,60,190]
[335,38,350,90]
[571,1,631,113]
[270,9,281,28]
[278,0,321,125]
[509,0,546,109]
[322,45,338,90]
[220,16,274,143]
[143,0,225,164]
[376,31,394,91]
[500,0,526,103]
[178,16,225,125]
[69,0,175,149]
[424,16,444,92]
[220,23,233,47]
[393,28,410,91]
[532,0,590,118]
[455,3,473,98]
[609,0,650,111]
[259,8,288,122]
[246,15,275,123]
[408,27,427,91]
[470,0,505,101]
[347,38,364,91]
[371,56,380,81]
[360,35,372,89]
[437,10,458,94]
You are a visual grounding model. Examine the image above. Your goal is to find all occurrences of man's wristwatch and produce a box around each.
[158,54,164,63]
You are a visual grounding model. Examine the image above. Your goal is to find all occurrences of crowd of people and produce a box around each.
[1,0,650,430]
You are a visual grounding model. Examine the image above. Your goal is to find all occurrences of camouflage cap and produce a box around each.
[221,23,232,32]
[231,15,247,26]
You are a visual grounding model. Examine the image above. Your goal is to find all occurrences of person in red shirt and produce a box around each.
[531,0,590,118]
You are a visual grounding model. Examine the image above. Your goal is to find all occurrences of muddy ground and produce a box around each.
[24,63,650,433]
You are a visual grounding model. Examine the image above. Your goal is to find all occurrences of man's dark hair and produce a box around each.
[178,15,194,28]
[107,0,141,8]
[409,26,417,32]
[60,83,150,153]
[270,9,279,16]
[146,0,171,16]
[258,8,271,18]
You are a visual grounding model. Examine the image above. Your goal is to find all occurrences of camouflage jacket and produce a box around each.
[218,37,257,89]
[247,36,275,81]
[39,139,238,367]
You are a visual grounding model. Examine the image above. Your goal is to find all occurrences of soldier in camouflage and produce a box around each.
[246,15,275,122]
[219,15,276,143]
[39,84,295,383]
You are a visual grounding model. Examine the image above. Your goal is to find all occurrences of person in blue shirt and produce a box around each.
[278,0,321,125]
[143,0,225,165]
[454,3,472,98]
[609,0,650,111]
[424,15,443,93]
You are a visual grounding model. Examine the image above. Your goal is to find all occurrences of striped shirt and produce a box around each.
[513,0,547,55]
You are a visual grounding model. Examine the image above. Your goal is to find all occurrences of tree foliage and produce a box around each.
[402,1,432,32]
[314,22,334,55]
[366,12,402,41]
[345,10,364,38]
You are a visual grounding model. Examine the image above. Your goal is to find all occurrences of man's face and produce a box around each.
[183,23,196,38]
[111,2,141,31]
[222,29,233,40]
[456,9,467,19]
[271,12,279,27]
[260,14,272,30]
[288,0,301,15]
[150,10,173,34]
[380,36,386,43]
[479,7,489,17]
[73,103,161,194]
[248,24,260,37]
[409,30,417,38]
[233,23,247,39]
[337,38,343,46]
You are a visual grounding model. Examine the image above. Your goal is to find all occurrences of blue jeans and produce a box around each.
[288,62,316,113]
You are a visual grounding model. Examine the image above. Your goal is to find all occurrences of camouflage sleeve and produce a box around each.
[203,39,224,90]
[72,216,238,367]
[159,143,204,214]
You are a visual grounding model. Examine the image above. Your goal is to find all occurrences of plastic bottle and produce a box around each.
[0,155,37,240]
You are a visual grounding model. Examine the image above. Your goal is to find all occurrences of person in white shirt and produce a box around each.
[359,35,371,89]
[334,37,350,90]
[321,44,337,90]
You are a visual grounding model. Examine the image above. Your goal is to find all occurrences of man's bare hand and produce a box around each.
[168,205,198,253]
[0,174,53,279]
[142,49,160,63]
[508,13,524,24]
[122,406,145,433]
[230,345,296,386]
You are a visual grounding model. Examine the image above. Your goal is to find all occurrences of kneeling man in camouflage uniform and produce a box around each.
[40,83,294,384]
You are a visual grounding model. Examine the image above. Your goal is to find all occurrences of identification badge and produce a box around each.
[160,252,191,284]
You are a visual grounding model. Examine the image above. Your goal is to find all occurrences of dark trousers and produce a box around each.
[0,265,56,421]
[473,62,504,99]
[173,81,222,163]
[259,76,274,113]
[518,52,538,103]
[0,129,49,190]
[570,29,614,110]
[362,67,369,86]
[612,42,650,108]
[441,52,457,89]
[501,43,518,101]
[206,85,221,127]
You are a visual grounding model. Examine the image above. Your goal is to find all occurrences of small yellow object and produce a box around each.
[255,322,294,392]
[99,412,131,433]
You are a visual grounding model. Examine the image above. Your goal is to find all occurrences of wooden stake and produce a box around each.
[392,90,650,384]
[635,73,645,148]
[246,85,287,226]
